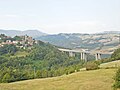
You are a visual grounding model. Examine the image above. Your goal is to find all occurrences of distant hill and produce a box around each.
[37,31,120,50]
[36,34,83,49]
[0,29,47,38]
[102,31,120,34]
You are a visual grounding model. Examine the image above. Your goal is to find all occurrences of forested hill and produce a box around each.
[37,32,120,50]
[0,40,83,83]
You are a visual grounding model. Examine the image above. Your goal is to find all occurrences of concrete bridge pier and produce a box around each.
[81,52,87,61]
[98,53,101,60]
[69,51,75,57]
[81,52,83,60]
[95,53,101,60]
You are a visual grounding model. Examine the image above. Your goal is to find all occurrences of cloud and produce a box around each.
[40,20,120,34]
[4,14,19,18]
[41,21,103,34]
[0,14,21,19]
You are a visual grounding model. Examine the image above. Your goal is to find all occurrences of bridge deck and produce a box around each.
[58,48,113,55]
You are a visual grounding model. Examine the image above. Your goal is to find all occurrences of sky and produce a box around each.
[0,0,120,34]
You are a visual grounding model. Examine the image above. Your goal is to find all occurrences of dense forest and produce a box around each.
[0,40,85,83]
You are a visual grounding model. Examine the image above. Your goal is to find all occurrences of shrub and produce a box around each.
[86,62,99,71]
[113,67,120,90]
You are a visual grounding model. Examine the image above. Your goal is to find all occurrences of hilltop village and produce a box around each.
[0,34,39,49]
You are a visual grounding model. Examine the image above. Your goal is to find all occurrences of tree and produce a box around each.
[113,68,120,90]
[0,44,18,55]
[2,73,11,83]
[13,36,22,41]
[36,70,42,78]
[41,70,48,78]
[111,48,120,60]
[86,61,99,71]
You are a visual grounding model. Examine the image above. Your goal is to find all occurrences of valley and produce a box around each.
[0,0,120,90]
[0,31,120,90]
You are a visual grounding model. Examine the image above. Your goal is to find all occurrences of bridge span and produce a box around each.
[58,48,114,61]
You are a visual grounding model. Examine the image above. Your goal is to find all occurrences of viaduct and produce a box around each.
[58,48,113,61]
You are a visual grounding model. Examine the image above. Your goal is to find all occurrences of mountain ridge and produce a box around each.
[0,29,47,38]
[36,31,120,50]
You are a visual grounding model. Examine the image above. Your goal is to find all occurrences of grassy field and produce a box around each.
[10,51,29,58]
[100,60,120,68]
[0,60,119,90]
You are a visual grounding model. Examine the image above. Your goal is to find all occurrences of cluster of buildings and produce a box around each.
[0,34,38,48]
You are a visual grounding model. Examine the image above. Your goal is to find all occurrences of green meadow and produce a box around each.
[0,60,119,90]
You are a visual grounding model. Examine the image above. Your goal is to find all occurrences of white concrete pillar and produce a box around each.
[60,50,64,53]
[81,52,83,60]
[81,52,87,61]
[83,52,85,60]
[95,53,98,60]
[98,53,101,60]
[69,51,75,57]
[95,53,101,60]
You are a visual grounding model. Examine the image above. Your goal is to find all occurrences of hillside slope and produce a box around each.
[0,39,84,83]
[0,69,115,90]
[1,60,120,90]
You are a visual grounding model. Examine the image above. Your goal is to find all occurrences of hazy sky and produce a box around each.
[0,0,120,34]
